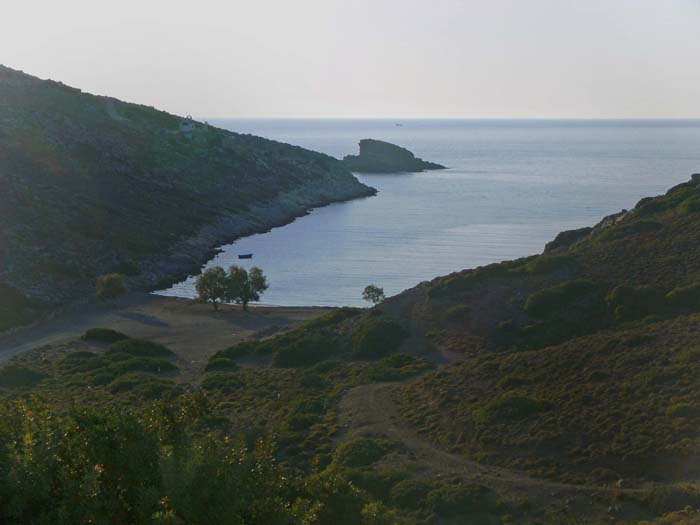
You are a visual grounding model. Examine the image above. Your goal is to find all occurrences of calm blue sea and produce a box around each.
[158,119,700,307]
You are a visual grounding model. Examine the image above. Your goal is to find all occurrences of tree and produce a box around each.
[195,267,228,310]
[225,265,268,311]
[96,273,125,299]
[362,285,385,305]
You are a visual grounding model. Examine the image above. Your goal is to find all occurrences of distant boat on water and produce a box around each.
[238,253,253,259]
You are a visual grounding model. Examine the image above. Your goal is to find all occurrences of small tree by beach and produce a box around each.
[226,265,268,311]
[96,273,126,300]
[362,285,385,305]
[195,267,228,310]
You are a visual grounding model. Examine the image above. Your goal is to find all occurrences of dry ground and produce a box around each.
[0,293,331,373]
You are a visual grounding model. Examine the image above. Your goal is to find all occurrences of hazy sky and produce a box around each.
[3,0,699,118]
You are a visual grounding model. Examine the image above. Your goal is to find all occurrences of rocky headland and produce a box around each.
[342,138,446,173]
[0,66,375,327]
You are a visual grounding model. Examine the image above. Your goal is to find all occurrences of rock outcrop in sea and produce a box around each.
[342,139,446,173]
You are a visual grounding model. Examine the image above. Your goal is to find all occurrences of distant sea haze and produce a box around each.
[158,119,700,307]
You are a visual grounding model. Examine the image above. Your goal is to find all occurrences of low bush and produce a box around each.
[96,273,126,299]
[106,357,178,378]
[678,196,700,215]
[665,403,696,418]
[0,365,47,388]
[352,316,407,359]
[607,284,666,321]
[424,482,497,518]
[525,254,579,274]
[109,372,175,398]
[82,328,130,344]
[544,227,592,252]
[333,437,397,468]
[200,373,243,394]
[599,219,663,241]
[666,283,700,311]
[205,357,239,372]
[272,331,337,367]
[524,279,599,318]
[109,339,175,358]
[473,390,549,424]
[443,305,470,323]
[364,354,433,382]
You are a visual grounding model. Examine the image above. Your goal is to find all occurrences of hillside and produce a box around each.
[0,66,374,325]
[3,175,700,523]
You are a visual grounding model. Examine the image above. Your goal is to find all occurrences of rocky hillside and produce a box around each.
[380,173,700,486]
[0,66,374,317]
[342,139,445,173]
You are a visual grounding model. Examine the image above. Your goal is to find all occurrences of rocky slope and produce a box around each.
[0,66,375,316]
[376,173,700,486]
[342,138,445,173]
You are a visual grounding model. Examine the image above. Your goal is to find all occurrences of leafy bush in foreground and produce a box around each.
[0,397,315,525]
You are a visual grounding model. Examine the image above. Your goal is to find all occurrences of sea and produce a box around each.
[157,119,700,307]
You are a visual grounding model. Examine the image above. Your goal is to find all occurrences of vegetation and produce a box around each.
[95,273,126,299]
[362,285,385,305]
[4,176,700,522]
[195,265,268,311]
[195,266,228,310]
[0,65,372,329]
[227,265,269,311]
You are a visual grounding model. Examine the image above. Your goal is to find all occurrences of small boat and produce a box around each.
[238,253,253,259]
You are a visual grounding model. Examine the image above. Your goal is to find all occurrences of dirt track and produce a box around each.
[337,381,674,520]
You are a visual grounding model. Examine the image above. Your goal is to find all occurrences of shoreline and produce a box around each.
[133,178,377,296]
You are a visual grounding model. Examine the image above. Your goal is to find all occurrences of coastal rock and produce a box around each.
[342,139,446,173]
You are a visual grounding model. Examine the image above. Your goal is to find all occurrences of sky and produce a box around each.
[2,0,699,118]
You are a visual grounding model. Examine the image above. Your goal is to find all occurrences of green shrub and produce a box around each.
[600,219,663,241]
[424,482,496,518]
[83,327,130,343]
[300,307,361,330]
[106,357,178,377]
[665,403,696,418]
[0,365,46,388]
[216,341,257,360]
[524,279,599,318]
[352,316,407,359]
[525,255,578,274]
[109,372,175,398]
[332,437,396,467]
[205,357,239,372]
[666,283,700,311]
[96,273,126,299]
[678,196,700,215]
[544,227,592,252]
[365,354,433,382]
[389,478,435,509]
[443,305,470,323]
[109,339,175,358]
[200,373,243,394]
[473,390,548,424]
[606,284,666,321]
[272,331,336,367]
